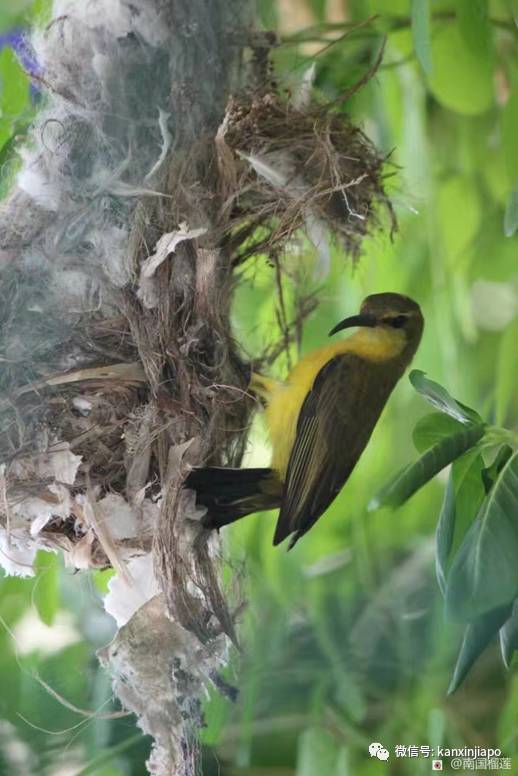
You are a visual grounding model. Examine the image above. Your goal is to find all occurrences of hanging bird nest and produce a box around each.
[216,80,396,271]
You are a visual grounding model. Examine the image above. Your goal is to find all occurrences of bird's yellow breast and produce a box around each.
[265,327,406,479]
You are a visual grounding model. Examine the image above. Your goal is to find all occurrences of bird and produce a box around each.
[186,292,424,549]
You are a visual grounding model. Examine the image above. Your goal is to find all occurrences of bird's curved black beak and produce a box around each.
[328,313,377,336]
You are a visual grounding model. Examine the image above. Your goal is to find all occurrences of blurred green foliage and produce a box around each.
[0,0,517,774]
[0,0,50,197]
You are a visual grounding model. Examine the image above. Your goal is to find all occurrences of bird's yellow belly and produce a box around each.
[265,383,305,479]
[265,343,342,479]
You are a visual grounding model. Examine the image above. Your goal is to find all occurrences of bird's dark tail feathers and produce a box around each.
[185,467,282,529]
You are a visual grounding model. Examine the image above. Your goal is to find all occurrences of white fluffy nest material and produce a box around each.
[0,446,156,577]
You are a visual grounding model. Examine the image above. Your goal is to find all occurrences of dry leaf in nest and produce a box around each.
[137,224,208,309]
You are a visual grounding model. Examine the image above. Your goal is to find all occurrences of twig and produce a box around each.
[261,292,319,368]
[333,37,386,106]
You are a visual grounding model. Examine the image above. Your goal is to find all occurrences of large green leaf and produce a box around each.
[470,212,517,281]
[448,605,512,694]
[409,370,482,424]
[436,468,455,595]
[481,445,514,495]
[457,0,491,57]
[92,568,115,594]
[368,0,409,15]
[436,450,486,595]
[0,45,30,116]
[33,550,60,627]
[72,734,144,776]
[368,424,486,511]
[502,81,518,185]
[296,727,343,776]
[413,412,464,453]
[504,186,518,238]
[307,0,326,23]
[428,19,493,115]
[482,145,511,208]
[496,317,518,426]
[201,685,231,746]
[437,176,481,261]
[440,446,516,690]
[411,0,431,75]
[500,601,518,669]
[0,575,32,629]
[446,450,518,621]
[451,451,486,539]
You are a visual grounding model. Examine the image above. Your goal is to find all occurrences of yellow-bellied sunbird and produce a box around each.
[187,293,424,548]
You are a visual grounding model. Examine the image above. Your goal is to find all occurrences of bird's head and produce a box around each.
[329,292,424,357]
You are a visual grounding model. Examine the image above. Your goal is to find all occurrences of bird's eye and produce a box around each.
[389,315,407,328]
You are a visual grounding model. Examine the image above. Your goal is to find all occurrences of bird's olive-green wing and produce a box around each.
[273,353,391,548]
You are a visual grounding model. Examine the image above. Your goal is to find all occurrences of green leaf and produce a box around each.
[471,212,517,281]
[436,468,455,595]
[92,569,115,594]
[0,46,30,117]
[502,80,518,185]
[0,575,32,629]
[368,0,409,14]
[481,445,514,495]
[496,317,518,425]
[0,124,11,156]
[29,0,53,25]
[0,45,31,159]
[297,727,341,776]
[446,450,518,621]
[73,734,144,776]
[307,0,326,23]
[436,449,498,598]
[504,186,518,237]
[428,20,493,115]
[411,0,432,75]
[448,605,511,694]
[368,424,486,511]
[437,176,481,261]
[482,145,511,207]
[457,0,491,56]
[409,370,482,424]
[413,412,464,453]
[33,551,60,627]
[201,685,231,746]
[500,601,518,669]
[449,451,486,552]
